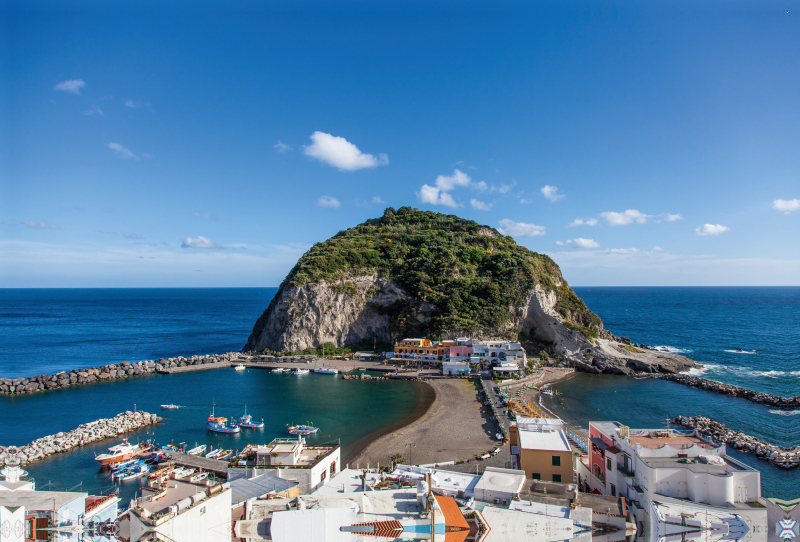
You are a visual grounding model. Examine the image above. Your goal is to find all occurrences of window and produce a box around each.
[607,458,612,471]
[553,474,562,483]
[531,473,541,480]
[611,484,616,497]
[320,469,327,482]
[552,455,561,467]
[200,506,206,516]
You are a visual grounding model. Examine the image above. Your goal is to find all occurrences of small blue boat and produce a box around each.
[238,406,264,429]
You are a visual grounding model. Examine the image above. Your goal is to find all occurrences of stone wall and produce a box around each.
[0,352,243,396]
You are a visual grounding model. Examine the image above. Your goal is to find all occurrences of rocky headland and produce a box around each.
[674,415,799,469]
[0,410,161,467]
[243,207,695,376]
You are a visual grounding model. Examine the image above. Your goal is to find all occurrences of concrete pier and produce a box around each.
[168,451,230,476]
[156,361,232,374]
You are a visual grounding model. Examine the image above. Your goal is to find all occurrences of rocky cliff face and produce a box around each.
[246,269,595,354]
[243,207,696,375]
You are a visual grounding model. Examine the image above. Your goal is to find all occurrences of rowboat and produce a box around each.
[186,444,207,456]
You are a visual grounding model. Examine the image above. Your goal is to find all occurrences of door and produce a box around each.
[737,486,748,502]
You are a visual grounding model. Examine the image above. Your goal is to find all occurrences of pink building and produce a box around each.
[444,346,473,361]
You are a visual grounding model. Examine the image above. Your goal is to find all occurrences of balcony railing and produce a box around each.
[617,463,635,477]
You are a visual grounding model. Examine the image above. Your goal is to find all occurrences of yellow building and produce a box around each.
[392,338,444,363]
[510,418,574,483]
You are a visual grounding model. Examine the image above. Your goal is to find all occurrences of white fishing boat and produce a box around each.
[160,404,181,410]
[271,367,286,373]
[293,368,310,375]
[186,444,207,456]
[216,449,233,460]
[205,448,222,459]
[234,364,246,371]
[314,367,338,375]
[190,471,209,483]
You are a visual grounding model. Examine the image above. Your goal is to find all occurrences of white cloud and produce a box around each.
[124,100,140,108]
[54,79,86,94]
[497,219,546,237]
[372,196,386,204]
[418,185,458,208]
[274,141,292,153]
[433,169,472,191]
[599,248,640,254]
[568,218,598,227]
[181,236,223,249]
[107,142,137,160]
[496,182,515,194]
[318,196,341,208]
[122,232,143,239]
[773,198,800,214]
[473,181,489,191]
[695,224,730,236]
[23,220,60,230]
[653,246,664,251]
[601,209,650,225]
[303,131,388,171]
[470,199,493,211]
[541,185,564,202]
[83,105,103,116]
[417,169,479,208]
[556,238,599,249]
[666,214,683,222]
[194,211,218,221]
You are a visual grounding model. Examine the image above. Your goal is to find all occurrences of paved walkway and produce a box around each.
[168,451,230,476]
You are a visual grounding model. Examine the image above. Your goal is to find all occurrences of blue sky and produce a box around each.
[2,0,798,287]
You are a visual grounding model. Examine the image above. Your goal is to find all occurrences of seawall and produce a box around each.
[661,373,800,409]
[0,352,244,396]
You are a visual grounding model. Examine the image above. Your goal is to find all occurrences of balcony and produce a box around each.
[617,463,635,477]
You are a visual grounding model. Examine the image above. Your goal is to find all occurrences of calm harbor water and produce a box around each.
[2,367,420,504]
[1,287,797,501]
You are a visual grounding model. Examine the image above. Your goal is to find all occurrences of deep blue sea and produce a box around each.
[545,286,800,500]
[1,287,797,501]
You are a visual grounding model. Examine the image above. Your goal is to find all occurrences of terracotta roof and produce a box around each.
[436,496,470,530]
[606,446,621,454]
[445,529,470,542]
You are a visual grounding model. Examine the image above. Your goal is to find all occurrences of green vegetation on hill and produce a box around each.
[281,207,601,339]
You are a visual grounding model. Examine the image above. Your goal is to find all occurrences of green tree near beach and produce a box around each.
[389,453,407,469]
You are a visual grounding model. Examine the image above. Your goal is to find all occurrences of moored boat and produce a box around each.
[95,440,149,466]
[190,471,209,483]
[293,368,310,375]
[234,364,246,371]
[205,448,222,458]
[314,367,338,374]
[287,423,318,435]
[271,367,286,373]
[186,444,207,456]
[238,405,265,428]
[207,404,241,433]
[216,449,233,460]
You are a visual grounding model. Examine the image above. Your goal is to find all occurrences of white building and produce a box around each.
[443,360,471,375]
[232,437,341,495]
[0,465,119,542]
[128,480,232,542]
[580,422,768,542]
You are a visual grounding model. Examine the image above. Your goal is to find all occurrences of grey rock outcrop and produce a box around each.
[570,339,696,375]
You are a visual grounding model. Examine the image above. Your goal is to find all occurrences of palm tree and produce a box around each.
[389,453,407,469]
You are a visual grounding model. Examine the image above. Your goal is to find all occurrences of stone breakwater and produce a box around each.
[661,373,800,409]
[0,352,242,396]
[0,410,161,467]
[673,415,799,470]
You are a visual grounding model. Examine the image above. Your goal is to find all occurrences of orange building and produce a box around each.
[392,338,445,363]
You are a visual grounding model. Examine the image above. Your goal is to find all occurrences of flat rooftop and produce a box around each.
[629,434,710,449]
[138,480,213,516]
[643,455,752,474]
[0,490,85,511]
[518,429,572,453]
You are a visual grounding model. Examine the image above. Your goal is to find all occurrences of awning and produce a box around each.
[590,438,610,450]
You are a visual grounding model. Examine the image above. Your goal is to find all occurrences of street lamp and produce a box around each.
[405,443,417,466]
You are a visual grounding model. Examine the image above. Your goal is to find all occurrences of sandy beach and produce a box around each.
[347,378,498,468]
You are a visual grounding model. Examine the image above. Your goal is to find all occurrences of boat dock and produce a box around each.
[167,451,230,476]
[156,361,232,374]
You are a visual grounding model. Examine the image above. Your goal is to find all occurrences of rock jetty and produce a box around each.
[662,373,800,409]
[0,410,161,467]
[673,415,799,470]
[0,352,242,396]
